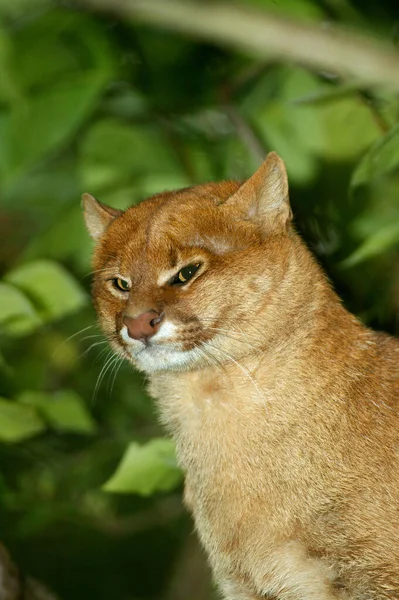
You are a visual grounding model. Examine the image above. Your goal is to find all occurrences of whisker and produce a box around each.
[109,356,125,395]
[79,340,109,360]
[203,326,263,352]
[194,342,223,371]
[106,355,121,394]
[199,316,259,323]
[198,317,266,340]
[204,341,267,410]
[52,325,96,357]
[79,333,103,343]
[95,344,114,363]
[92,350,116,405]
[81,267,116,280]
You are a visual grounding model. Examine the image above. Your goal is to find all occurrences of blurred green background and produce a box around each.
[1,0,399,598]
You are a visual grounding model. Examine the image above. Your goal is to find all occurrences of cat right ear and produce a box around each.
[225,152,292,233]
[82,193,123,241]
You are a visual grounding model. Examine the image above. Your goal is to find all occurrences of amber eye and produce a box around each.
[171,263,201,286]
[113,278,131,292]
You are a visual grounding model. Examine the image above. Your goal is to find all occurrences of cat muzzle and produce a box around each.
[123,311,164,342]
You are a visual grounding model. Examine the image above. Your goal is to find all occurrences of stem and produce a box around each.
[77,0,399,92]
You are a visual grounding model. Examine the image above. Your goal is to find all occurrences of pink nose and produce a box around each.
[123,311,163,341]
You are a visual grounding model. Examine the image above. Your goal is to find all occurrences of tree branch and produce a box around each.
[0,543,60,600]
[77,0,399,92]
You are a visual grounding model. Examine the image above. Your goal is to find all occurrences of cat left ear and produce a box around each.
[82,193,123,241]
[227,152,292,231]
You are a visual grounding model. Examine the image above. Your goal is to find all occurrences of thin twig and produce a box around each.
[223,102,267,163]
[77,0,399,92]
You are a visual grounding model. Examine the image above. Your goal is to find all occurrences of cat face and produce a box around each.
[84,153,293,373]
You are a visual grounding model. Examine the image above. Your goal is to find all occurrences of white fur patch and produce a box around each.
[157,269,178,287]
[203,236,232,254]
[257,541,337,600]
[151,320,178,342]
[134,345,199,373]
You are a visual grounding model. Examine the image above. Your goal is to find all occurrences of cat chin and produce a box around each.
[130,345,201,374]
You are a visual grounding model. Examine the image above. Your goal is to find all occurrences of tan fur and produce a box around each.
[83,153,399,599]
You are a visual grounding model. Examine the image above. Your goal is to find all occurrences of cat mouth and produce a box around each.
[125,337,198,357]
[118,323,198,372]
[120,318,214,351]
[125,341,200,373]
[116,317,225,372]
[120,323,196,351]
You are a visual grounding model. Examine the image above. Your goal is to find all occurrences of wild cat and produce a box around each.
[83,152,399,599]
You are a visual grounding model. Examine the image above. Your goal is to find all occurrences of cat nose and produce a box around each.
[123,311,163,341]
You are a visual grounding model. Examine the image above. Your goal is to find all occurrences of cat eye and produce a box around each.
[170,263,201,286]
[113,278,131,292]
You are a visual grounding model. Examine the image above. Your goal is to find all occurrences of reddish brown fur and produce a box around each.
[83,153,399,599]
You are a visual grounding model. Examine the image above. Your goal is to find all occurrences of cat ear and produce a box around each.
[227,152,292,231]
[82,193,123,240]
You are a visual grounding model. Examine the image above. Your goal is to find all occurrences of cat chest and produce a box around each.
[177,418,261,561]
[156,378,260,478]
[160,385,262,474]
[154,376,336,580]
[156,375,303,498]
[158,382,276,527]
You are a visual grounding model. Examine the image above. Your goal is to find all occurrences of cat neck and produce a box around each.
[149,235,369,422]
[246,233,363,362]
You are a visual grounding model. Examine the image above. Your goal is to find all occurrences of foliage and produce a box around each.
[1,0,399,598]
[103,438,183,495]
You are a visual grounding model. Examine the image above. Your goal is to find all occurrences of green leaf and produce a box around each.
[22,204,92,275]
[0,11,115,182]
[0,0,47,18]
[0,282,42,336]
[2,73,108,182]
[291,83,359,106]
[342,221,399,268]
[18,390,97,435]
[244,68,322,183]
[0,350,11,375]
[0,158,79,212]
[244,67,380,178]
[103,86,149,120]
[79,119,182,192]
[318,96,380,161]
[10,11,102,92]
[136,173,191,198]
[4,260,87,321]
[254,101,318,183]
[0,27,23,106]
[351,123,399,189]
[103,438,182,496]
[0,397,45,443]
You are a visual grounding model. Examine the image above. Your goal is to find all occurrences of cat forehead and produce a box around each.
[128,180,242,225]
[97,180,247,261]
